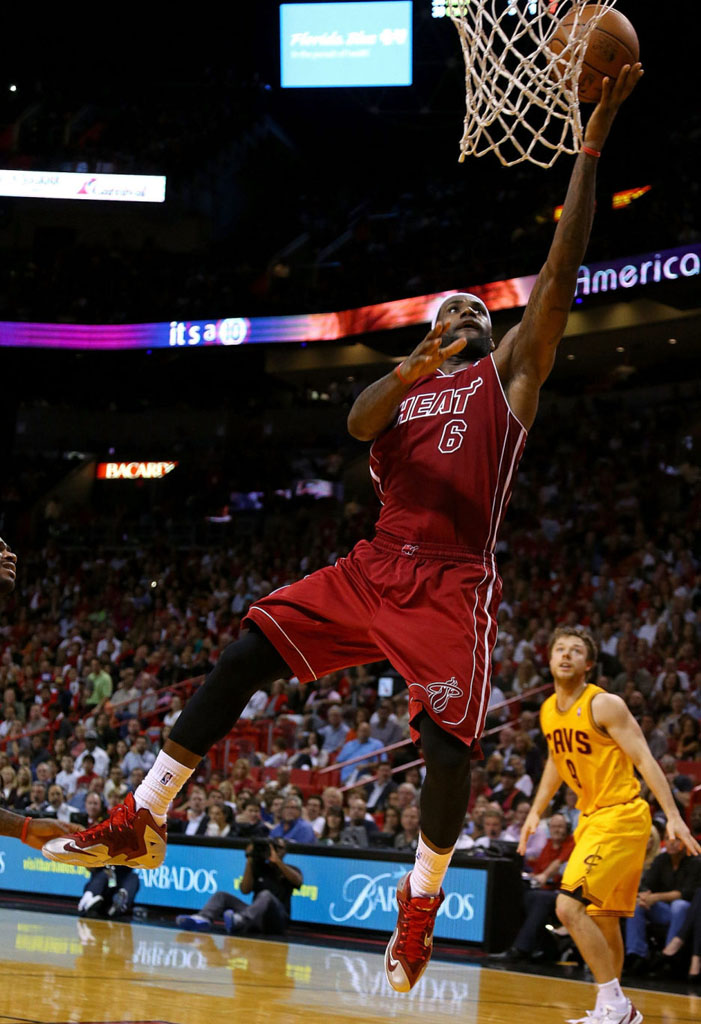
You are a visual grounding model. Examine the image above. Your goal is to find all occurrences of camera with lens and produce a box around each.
[248,837,285,869]
[250,837,273,861]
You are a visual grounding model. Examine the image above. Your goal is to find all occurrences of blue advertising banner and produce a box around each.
[0,839,487,942]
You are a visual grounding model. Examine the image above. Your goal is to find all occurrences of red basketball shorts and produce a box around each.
[243,533,502,751]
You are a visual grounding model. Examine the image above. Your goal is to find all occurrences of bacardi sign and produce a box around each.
[96,461,178,480]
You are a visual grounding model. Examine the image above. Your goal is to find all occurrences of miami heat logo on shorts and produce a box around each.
[425,677,464,714]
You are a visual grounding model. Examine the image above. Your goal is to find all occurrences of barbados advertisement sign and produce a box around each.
[0,840,486,941]
[0,242,698,351]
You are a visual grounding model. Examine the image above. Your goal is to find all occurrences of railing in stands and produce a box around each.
[325,682,555,792]
[0,674,208,754]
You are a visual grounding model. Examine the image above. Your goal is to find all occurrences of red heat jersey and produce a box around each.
[369,354,527,551]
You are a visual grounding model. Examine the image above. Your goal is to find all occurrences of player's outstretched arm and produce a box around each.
[592,692,701,857]
[517,755,562,855]
[347,322,466,441]
[495,63,643,429]
[0,808,74,850]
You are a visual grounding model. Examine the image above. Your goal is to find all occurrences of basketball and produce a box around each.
[549,4,640,104]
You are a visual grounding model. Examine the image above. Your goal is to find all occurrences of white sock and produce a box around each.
[409,832,455,897]
[135,751,194,825]
[595,978,627,1014]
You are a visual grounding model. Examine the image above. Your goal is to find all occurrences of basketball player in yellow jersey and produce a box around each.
[519,626,700,1024]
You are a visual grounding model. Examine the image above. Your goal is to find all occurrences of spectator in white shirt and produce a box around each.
[163,694,183,728]
[240,689,268,720]
[303,794,326,837]
[46,783,80,823]
[637,609,661,647]
[111,667,141,718]
[74,731,110,778]
[0,706,18,738]
[56,755,80,798]
[264,738,289,769]
[104,765,129,805]
[598,622,619,658]
[653,658,689,693]
[96,627,122,662]
[509,755,534,798]
[474,808,505,849]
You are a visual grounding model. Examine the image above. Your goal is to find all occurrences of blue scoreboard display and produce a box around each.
[280,2,413,88]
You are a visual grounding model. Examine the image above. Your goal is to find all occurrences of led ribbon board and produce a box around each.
[0,244,698,350]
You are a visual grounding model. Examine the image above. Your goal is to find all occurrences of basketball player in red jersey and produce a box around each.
[44,65,644,991]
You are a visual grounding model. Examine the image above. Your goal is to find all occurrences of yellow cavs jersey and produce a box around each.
[540,683,640,815]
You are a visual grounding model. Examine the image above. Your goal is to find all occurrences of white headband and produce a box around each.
[431,292,491,329]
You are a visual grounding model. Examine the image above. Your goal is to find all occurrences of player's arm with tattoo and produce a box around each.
[495,63,644,429]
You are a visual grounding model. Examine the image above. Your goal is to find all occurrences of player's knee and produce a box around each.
[555,891,583,927]
[217,640,250,683]
[420,716,472,780]
[216,634,271,692]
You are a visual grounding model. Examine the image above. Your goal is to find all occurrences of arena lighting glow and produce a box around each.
[0,169,166,203]
[96,462,178,480]
[612,185,652,210]
[0,243,699,351]
[554,185,652,221]
[431,1,559,16]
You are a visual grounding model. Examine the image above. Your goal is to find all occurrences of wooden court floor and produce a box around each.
[0,909,699,1024]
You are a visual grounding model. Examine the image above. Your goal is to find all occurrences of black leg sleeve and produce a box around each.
[417,712,473,849]
[169,627,291,756]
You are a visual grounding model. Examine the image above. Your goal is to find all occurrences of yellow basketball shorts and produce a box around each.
[559,797,651,918]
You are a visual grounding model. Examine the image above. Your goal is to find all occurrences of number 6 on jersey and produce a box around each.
[438,419,467,454]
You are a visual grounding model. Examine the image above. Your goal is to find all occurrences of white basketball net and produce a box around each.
[448,0,619,168]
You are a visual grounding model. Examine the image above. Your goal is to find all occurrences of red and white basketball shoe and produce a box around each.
[42,793,166,869]
[385,873,444,993]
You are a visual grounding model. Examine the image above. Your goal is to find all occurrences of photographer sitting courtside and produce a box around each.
[175,837,302,936]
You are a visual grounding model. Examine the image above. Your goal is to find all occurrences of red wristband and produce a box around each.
[20,816,31,844]
[581,144,601,158]
[394,363,410,386]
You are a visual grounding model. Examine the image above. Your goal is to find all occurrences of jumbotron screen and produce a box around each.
[280,2,413,88]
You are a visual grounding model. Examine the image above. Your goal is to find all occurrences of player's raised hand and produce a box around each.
[584,62,643,150]
[517,808,541,856]
[665,814,701,858]
[396,322,466,385]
